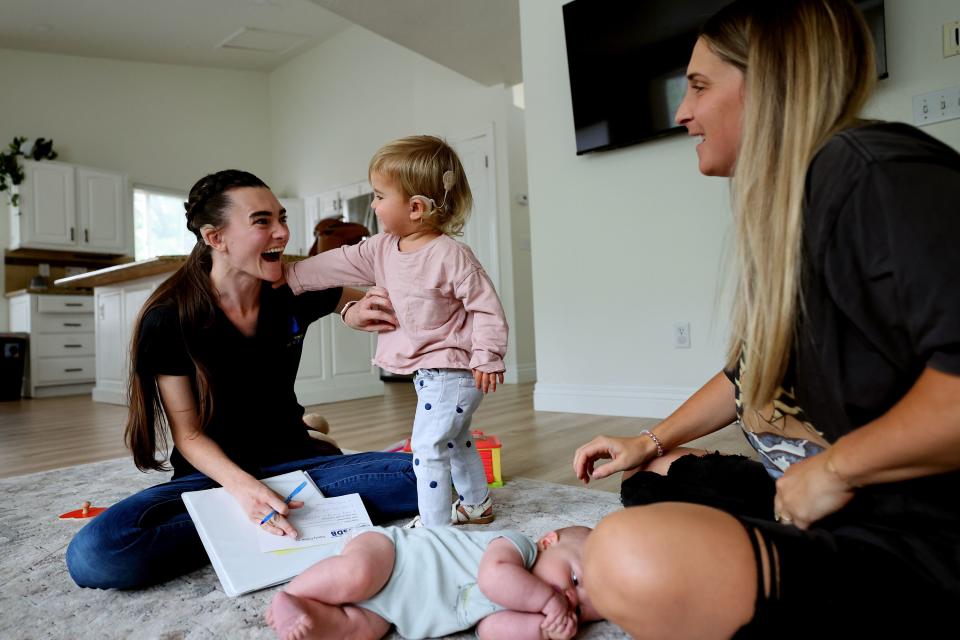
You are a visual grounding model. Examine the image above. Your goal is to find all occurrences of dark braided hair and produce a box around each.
[184,169,268,241]
[126,169,269,472]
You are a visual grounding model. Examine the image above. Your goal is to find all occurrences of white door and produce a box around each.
[451,130,499,288]
[78,168,127,253]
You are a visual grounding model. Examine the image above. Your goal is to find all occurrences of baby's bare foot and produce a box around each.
[265,592,282,630]
[268,592,316,640]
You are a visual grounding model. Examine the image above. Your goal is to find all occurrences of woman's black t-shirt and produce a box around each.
[727,122,960,586]
[136,282,344,479]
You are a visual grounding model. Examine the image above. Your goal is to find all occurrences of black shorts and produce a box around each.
[620,453,957,638]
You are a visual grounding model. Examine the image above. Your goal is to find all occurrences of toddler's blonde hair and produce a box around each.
[369,135,473,236]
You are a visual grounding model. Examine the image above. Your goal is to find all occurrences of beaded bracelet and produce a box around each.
[640,429,664,457]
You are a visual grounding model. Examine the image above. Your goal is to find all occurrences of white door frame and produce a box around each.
[450,123,500,290]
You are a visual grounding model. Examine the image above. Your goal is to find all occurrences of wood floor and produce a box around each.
[0,382,751,492]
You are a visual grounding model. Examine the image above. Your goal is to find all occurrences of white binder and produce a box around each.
[181,470,361,597]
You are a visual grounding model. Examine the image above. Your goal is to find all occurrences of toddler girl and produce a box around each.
[285,135,507,527]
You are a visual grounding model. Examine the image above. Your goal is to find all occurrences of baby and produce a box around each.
[266,525,601,640]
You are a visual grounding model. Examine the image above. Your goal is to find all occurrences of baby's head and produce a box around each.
[533,525,602,623]
[368,135,472,237]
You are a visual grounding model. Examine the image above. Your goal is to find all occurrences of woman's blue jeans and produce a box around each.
[66,452,417,589]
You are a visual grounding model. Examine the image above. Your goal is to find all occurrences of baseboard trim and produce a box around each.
[29,382,95,399]
[533,383,696,419]
[92,386,126,405]
[505,362,536,385]
[295,381,385,406]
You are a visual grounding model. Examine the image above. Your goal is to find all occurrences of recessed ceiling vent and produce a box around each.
[216,27,307,54]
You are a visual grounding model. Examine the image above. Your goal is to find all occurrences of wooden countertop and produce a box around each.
[54,256,187,288]
[51,254,308,289]
[4,287,93,299]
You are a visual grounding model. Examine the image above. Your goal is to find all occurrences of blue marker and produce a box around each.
[260,481,308,525]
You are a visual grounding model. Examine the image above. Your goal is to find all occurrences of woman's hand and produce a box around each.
[227,476,304,538]
[573,435,652,484]
[343,286,398,332]
[773,451,855,529]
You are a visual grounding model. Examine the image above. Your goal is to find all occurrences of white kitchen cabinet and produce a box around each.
[294,313,383,406]
[303,180,374,255]
[77,167,128,252]
[8,293,96,397]
[87,268,382,406]
[9,160,132,255]
[279,198,307,257]
[92,274,163,404]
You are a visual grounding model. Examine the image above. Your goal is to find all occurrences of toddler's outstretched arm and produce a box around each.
[286,237,379,293]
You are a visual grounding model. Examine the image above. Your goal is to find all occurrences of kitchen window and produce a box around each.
[133,186,194,260]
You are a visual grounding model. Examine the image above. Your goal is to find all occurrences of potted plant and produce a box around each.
[0,137,59,207]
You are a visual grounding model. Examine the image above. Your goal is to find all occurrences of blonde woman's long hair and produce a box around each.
[369,135,473,236]
[703,0,876,411]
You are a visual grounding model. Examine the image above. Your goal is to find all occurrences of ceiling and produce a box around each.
[0,0,522,85]
[309,0,522,86]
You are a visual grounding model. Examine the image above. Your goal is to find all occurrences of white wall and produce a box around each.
[268,25,536,381]
[520,0,960,418]
[0,49,272,192]
[0,49,273,331]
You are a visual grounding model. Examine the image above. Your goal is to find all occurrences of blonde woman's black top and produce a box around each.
[728,121,960,586]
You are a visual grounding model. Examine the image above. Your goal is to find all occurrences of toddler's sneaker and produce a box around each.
[452,495,495,525]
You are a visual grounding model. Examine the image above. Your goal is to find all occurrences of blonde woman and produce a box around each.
[285,136,508,528]
[572,0,960,636]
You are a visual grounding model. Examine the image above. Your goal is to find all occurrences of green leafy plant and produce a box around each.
[0,137,59,207]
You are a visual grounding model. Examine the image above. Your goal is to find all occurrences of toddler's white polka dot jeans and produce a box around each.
[410,368,489,526]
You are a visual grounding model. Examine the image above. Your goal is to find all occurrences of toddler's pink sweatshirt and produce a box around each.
[286,233,508,374]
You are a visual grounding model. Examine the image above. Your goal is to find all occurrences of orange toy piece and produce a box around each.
[402,430,503,487]
[59,500,107,520]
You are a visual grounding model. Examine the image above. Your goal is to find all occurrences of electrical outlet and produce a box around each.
[673,322,691,349]
[912,86,960,126]
[945,21,960,58]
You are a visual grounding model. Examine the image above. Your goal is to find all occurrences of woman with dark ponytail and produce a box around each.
[66,170,417,590]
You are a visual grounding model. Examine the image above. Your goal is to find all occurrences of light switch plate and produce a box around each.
[945,21,960,58]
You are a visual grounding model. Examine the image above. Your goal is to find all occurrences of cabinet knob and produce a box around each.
[70,227,75,241]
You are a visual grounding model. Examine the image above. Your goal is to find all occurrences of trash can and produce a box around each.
[0,333,28,401]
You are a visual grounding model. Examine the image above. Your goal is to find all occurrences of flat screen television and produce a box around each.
[562,0,888,155]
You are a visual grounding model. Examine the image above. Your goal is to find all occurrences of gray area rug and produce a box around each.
[0,457,628,639]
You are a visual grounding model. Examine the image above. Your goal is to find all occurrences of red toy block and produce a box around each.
[402,429,503,487]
